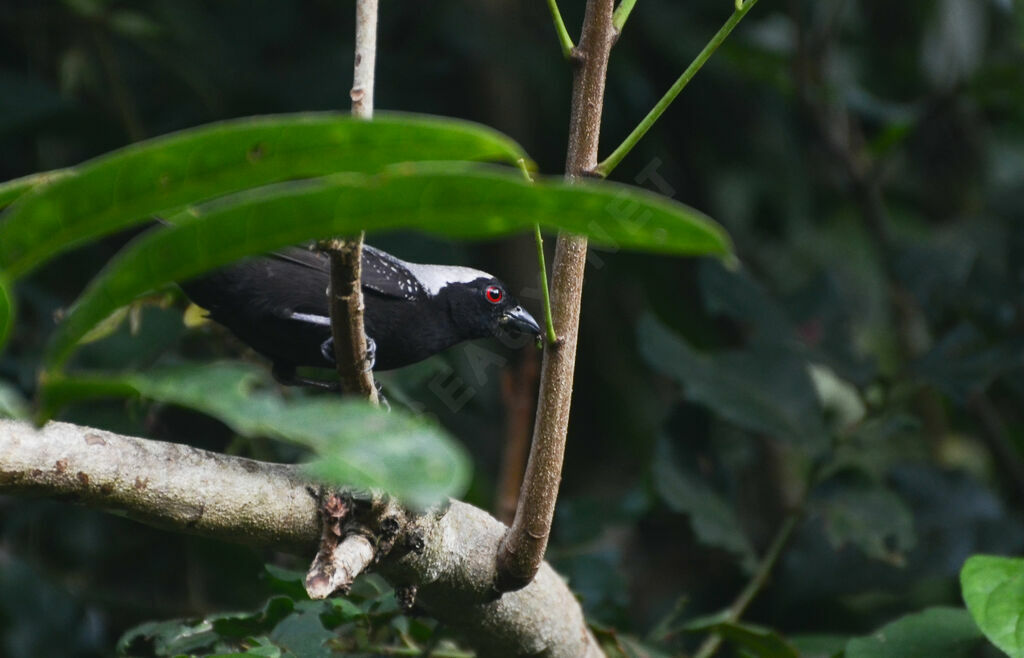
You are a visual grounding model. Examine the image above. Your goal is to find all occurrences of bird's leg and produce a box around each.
[319,336,375,372]
[272,362,340,392]
[318,336,384,403]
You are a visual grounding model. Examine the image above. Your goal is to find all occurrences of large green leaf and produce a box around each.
[45,165,729,369]
[683,616,799,658]
[38,362,471,508]
[813,470,916,566]
[0,113,528,278]
[0,379,28,420]
[961,554,1024,658]
[0,170,69,211]
[844,607,984,658]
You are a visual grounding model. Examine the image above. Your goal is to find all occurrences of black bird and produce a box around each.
[179,244,542,388]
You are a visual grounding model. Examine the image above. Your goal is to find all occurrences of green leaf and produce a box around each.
[320,597,365,628]
[211,597,296,639]
[262,565,309,601]
[652,436,757,571]
[845,607,984,658]
[0,272,11,353]
[45,165,729,369]
[712,622,800,658]
[0,170,70,211]
[787,634,848,658]
[961,554,1024,658]
[0,113,529,278]
[116,617,220,656]
[637,314,827,453]
[268,606,333,658]
[0,379,29,420]
[683,616,799,658]
[813,470,915,566]
[38,362,472,508]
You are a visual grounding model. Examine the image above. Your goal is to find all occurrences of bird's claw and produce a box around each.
[364,337,376,373]
[320,336,375,373]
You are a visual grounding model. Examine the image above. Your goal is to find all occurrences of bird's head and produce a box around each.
[429,269,541,342]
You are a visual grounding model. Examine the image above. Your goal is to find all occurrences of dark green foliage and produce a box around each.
[116,569,465,657]
[2,0,1024,656]
[844,608,985,658]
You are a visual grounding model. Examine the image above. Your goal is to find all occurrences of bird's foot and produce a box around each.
[319,336,376,373]
[364,337,376,373]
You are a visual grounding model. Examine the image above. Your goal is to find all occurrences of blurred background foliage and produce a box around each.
[1,0,1023,656]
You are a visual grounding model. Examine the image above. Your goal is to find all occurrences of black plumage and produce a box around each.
[179,244,541,386]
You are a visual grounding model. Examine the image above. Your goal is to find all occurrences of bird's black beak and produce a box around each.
[499,305,541,339]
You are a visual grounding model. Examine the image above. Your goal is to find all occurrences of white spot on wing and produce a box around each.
[290,312,332,326]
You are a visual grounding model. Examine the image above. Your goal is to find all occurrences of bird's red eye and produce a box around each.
[485,285,503,304]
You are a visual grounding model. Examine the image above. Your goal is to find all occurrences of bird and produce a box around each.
[178,243,542,389]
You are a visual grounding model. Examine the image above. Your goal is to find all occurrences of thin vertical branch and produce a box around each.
[517,158,558,346]
[325,240,378,403]
[324,0,379,403]
[351,0,378,119]
[533,225,558,345]
[495,0,616,592]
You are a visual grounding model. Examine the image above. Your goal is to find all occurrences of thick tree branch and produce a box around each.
[0,419,320,551]
[495,0,616,592]
[0,419,601,657]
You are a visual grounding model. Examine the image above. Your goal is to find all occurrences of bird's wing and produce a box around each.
[267,244,426,302]
[360,245,428,301]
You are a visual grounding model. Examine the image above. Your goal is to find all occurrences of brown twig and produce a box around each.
[324,238,378,402]
[322,0,379,403]
[495,0,616,592]
[308,0,383,595]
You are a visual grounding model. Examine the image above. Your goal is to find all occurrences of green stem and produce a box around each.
[546,0,575,59]
[516,158,558,345]
[612,0,637,34]
[534,224,558,344]
[692,510,801,658]
[595,0,760,177]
